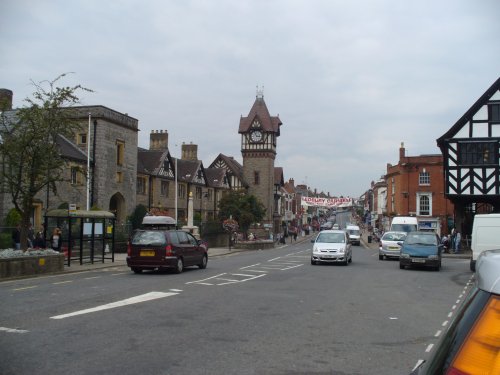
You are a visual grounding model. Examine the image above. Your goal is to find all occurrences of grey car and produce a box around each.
[378,231,407,260]
[311,230,352,265]
[410,249,500,374]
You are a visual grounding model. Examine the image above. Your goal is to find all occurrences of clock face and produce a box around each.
[250,130,263,142]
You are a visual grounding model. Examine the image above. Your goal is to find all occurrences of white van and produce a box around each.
[346,224,361,246]
[470,213,500,272]
[390,216,418,233]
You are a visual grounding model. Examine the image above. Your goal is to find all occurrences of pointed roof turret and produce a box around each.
[238,89,282,135]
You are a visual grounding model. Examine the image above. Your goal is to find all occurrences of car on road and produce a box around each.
[127,229,208,274]
[320,221,334,230]
[411,249,500,374]
[379,231,407,260]
[311,230,352,265]
[399,231,442,271]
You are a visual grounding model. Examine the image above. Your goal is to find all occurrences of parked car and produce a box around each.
[399,231,443,271]
[379,231,407,260]
[127,229,208,274]
[410,249,500,374]
[310,230,352,266]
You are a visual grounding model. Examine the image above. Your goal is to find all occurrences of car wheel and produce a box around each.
[175,258,184,274]
[132,267,142,274]
[311,258,316,265]
[198,254,208,269]
[379,254,384,260]
[344,256,349,266]
[399,263,405,270]
[349,254,352,263]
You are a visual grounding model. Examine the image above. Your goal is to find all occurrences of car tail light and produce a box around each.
[446,295,500,374]
[165,244,174,256]
[127,241,131,256]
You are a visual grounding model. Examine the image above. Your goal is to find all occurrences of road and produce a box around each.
[0,238,473,375]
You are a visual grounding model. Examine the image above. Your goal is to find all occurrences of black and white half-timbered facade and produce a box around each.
[437,77,500,234]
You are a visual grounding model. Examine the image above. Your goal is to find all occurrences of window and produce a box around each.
[419,170,430,185]
[195,187,202,200]
[137,177,146,194]
[254,171,260,185]
[161,181,169,197]
[178,184,186,199]
[417,193,432,216]
[78,133,87,145]
[116,141,125,166]
[206,189,213,201]
[458,142,496,165]
[70,167,81,185]
[490,104,500,122]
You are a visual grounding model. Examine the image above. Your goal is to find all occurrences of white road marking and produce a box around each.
[425,344,434,353]
[389,317,398,320]
[0,327,29,334]
[435,330,442,337]
[50,291,177,320]
[12,285,38,291]
[452,305,457,310]
[413,360,425,371]
[53,281,73,285]
[111,272,129,276]
[448,312,453,318]
[169,289,183,292]
[240,264,261,269]
[84,276,101,280]
[442,320,449,327]
[185,273,226,284]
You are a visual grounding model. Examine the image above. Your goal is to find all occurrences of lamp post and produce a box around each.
[174,156,178,226]
[86,113,91,210]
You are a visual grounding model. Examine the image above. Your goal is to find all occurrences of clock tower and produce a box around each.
[239,89,282,229]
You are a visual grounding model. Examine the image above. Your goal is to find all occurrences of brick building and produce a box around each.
[385,143,454,235]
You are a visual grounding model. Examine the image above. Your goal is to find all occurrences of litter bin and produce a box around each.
[368,235,372,243]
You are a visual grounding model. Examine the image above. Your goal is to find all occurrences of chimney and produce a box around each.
[182,142,198,161]
[0,89,13,110]
[399,142,405,160]
[150,130,168,151]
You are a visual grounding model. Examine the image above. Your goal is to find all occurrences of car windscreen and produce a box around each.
[316,233,345,243]
[405,234,438,245]
[347,229,360,236]
[391,224,418,233]
[131,231,166,246]
[382,233,407,241]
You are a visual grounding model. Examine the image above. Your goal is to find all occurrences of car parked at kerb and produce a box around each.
[127,229,208,274]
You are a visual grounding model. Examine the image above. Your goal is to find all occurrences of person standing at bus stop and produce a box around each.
[50,227,62,252]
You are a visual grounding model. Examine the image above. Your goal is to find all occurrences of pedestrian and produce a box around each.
[50,227,62,252]
[33,231,46,249]
[293,227,298,242]
[27,223,35,248]
[12,224,21,250]
[454,232,461,253]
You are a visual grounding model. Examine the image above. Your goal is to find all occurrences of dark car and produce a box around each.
[410,249,500,374]
[127,229,208,274]
[399,231,443,271]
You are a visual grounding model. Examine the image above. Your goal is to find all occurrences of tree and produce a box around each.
[218,191,266,236]
[0,74,92,250]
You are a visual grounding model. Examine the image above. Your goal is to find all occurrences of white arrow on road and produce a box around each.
[50,291,177,320]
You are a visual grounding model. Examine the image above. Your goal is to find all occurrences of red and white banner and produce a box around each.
[301,197,352,208]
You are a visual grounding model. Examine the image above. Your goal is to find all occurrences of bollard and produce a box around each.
[368,235,372,243]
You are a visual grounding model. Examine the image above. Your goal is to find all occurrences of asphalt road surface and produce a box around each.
[0,239,473,375]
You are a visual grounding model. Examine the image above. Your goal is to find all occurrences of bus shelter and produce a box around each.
[44,209,116,266]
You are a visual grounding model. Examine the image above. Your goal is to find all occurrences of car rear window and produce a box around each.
[382,233,406,241]
[131,231,166,246]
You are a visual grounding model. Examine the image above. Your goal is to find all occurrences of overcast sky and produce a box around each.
[1,0,499,198]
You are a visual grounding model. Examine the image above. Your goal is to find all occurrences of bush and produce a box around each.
[5,208,21,227]
[0,232,13,249]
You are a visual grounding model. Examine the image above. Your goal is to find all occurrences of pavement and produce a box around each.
[8,229,472,278]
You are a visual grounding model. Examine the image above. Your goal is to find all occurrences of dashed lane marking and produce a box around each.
[50,291,177,320]
[12,285,38,291]
[0,327,29,334]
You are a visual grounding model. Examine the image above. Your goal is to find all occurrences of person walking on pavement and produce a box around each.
[454,232,461,253]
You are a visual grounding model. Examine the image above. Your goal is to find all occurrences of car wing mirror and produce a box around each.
[311,239,315,243]
[397,241,403,246]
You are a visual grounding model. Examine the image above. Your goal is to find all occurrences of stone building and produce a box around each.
[0,89,138,227]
